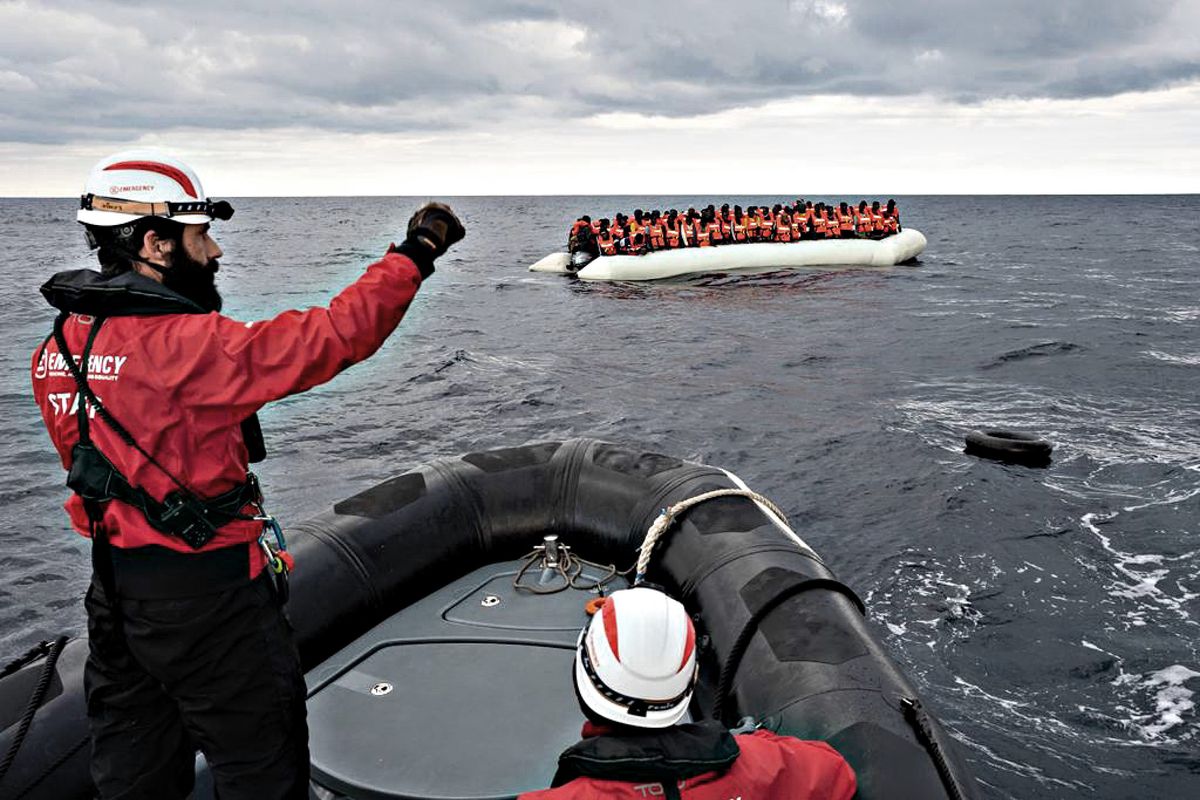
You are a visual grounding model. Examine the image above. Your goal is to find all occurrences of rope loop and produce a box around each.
[635,489,788,583]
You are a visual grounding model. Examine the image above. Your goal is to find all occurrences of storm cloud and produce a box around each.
[2,0,1198,144]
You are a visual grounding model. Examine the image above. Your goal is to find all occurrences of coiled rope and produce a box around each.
[513,545,621,595]
[635,489,788,583]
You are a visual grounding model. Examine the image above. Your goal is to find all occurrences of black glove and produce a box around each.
[389,202,465,279]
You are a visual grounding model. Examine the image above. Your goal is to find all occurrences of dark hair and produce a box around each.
[86,217,184,277]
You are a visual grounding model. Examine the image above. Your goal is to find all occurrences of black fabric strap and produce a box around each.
[73,314,104,445]
[53,313,192,497]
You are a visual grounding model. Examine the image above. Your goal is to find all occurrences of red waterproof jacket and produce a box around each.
[32,250,426,578]
[520,723,856,800]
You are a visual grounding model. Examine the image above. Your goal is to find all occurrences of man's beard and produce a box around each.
[162,251,223,313]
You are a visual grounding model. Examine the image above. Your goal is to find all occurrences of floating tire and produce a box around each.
[964,430,1053,466]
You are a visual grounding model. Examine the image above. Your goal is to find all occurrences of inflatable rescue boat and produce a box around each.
[529,230,927,281]
[0,439,977,800]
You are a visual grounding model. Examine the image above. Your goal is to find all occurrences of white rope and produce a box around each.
[635,489,789,582]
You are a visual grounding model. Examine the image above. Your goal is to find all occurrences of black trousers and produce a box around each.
[84,574,310,799]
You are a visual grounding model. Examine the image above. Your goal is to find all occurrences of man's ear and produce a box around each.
[141,229,175,264]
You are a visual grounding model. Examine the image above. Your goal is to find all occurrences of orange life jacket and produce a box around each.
[665,224,681,247]
[707,221,723,243]
[746,218,760,238]
[648,223,665,248]
[760,215,775,240]
[856,211,873,234]
[792,215,807,238]
[821,213,838,237]
[775,221,792,242]
[696,224,712,246]
[732,220,747,242]
[597,231,615,256]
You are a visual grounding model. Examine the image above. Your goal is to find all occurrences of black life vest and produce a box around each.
[550,721,740,800]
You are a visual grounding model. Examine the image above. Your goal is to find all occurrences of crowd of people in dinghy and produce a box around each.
[568,199,902,257]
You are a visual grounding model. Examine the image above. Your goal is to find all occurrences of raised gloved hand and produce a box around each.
[407,202,465,256]
[389,202,465,279]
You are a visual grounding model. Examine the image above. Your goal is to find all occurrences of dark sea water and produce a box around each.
[2,195,1198,798]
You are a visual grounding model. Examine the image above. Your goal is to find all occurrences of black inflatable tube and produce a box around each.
[964,429,1053,466]
[0,439,978,800]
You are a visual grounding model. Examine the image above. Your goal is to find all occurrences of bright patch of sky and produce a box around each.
[1,0,1197,195]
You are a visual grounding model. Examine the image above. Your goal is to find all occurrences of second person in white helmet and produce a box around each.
[520,586,858,800]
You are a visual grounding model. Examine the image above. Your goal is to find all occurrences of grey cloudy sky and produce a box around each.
[2,0,1198,194]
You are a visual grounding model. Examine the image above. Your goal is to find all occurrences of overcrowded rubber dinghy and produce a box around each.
[529,229,927,281]
[0,439,977,799]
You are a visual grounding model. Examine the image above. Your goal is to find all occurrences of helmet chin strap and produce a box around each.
[130,255,170,280]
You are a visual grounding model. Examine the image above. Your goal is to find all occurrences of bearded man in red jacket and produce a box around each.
[520,586,857,800]
[31,149,464,800]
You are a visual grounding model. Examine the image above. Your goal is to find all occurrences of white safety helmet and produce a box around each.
[575,587,698,729]
[77,148,232,227]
